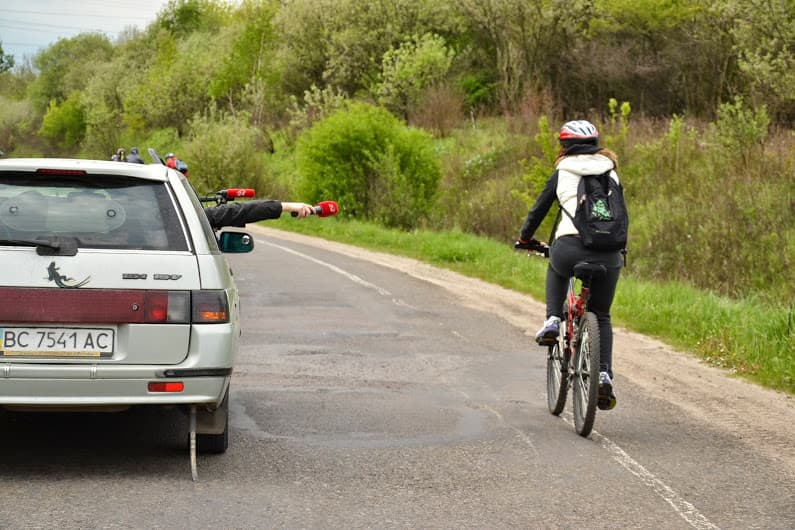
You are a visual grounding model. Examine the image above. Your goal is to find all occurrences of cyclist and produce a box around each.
[516,120,621,410]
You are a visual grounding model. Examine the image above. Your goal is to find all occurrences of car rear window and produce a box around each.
[0,172,189,251]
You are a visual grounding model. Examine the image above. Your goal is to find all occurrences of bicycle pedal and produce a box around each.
[535,335,558,346]
[597,395,617,411]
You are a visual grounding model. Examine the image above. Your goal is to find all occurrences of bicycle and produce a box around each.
[514,239,606,437]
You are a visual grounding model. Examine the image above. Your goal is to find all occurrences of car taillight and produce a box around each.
[145,290,229,323]
[192,290,229,323]
[144,291,190,323]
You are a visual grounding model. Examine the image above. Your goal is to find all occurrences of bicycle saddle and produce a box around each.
[573,262,607,281]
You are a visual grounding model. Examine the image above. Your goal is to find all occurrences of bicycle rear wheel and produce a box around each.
[546,341,568,415]
[572,312,600,437]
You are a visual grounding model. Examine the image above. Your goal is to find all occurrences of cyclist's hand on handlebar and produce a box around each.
[513,238,541,250]
[514,238,549,257]
[513,238,534,250]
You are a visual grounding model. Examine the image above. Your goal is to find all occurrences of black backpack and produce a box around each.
[560,170,629,251]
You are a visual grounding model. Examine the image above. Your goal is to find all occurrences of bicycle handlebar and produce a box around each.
[514,239,550,258]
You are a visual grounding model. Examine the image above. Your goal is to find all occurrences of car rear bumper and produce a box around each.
[0,320,237,407]
[0,370,230,407]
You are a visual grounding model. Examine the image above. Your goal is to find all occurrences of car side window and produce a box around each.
[180,178,220,254]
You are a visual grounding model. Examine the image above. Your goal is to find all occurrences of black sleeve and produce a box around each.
[519,171,558,241]
[203,200,283,229]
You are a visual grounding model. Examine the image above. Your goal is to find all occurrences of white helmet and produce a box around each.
[558,120,599,142]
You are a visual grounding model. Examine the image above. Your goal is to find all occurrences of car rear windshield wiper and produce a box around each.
[0,237,78,256]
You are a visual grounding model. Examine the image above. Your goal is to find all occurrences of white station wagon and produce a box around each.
[0,157,253,462]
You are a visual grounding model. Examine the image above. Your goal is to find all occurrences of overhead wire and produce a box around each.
[0,1,163,54]
[0,20,110,32]
[0,8,152,21]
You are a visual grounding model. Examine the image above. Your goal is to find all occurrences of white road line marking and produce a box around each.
[258,239,393,296]
[561,416,719,530]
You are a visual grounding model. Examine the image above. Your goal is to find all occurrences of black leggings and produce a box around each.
[546,236,622,376]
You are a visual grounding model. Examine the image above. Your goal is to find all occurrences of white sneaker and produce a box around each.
[598,372,617,410]
[535,316,560,345]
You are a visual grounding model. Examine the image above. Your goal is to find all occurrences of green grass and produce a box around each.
[262,217,795,395]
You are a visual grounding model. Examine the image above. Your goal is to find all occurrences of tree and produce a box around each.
[157,0,229,36]
[0,41,14,73]
[274,0,462,97]
[28,34,113,114]
[208,0,282,126]
[182,109,264,194]
[271,0,332,97]
[580,0,737,118]
[456,0,563,109]
[123,29,227,135]
[80,60,128,158]
[376,33,455,122]
[731,0,795,123]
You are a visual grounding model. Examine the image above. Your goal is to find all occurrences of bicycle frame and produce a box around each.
[562,278,591,358]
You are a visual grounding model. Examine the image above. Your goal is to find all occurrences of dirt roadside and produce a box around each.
[250,225,795,475]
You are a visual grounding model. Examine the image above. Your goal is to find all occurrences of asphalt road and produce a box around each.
[1,228,793,529]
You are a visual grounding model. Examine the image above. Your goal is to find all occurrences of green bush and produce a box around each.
[297,102,441,229]
[38,92,86,149]
[711,96,770,168]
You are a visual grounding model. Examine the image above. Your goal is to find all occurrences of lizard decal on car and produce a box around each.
[45,261,91,289]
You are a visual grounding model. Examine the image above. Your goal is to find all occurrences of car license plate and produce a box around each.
[0,327,115,358]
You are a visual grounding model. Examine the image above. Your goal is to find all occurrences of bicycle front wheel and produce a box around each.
[572,312,600,437]
[547,341,568,415]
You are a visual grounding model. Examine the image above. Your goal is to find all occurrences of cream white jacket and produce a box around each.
[555,154,619,239]
[519,150,619,243]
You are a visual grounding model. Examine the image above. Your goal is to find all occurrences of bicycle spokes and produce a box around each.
[576,329,592,387]
[572,313,601,437]
[546,342,568,415]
